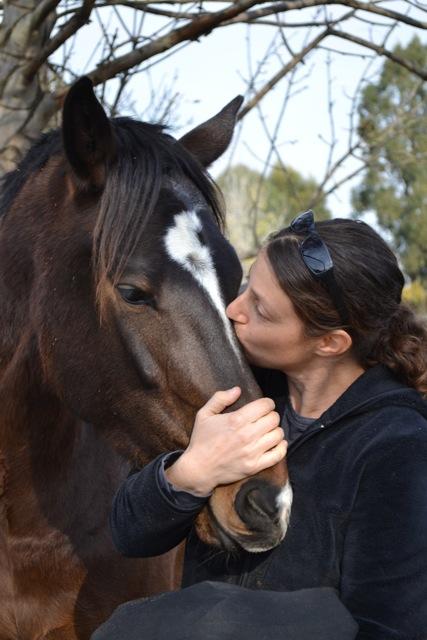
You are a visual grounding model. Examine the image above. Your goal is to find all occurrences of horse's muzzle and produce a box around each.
[200,477,293,554]
[232,478,293,552]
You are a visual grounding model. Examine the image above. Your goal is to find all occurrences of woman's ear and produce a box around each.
[315,330,353,358]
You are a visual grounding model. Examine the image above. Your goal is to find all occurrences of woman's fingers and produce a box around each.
[198,392,276,427]
[233,397,276,424]
[255,426,286,454]
[244,410,281,437]
[198,387,242,418]
[257,440,288,471]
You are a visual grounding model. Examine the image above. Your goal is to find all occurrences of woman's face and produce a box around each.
[226,251,318,372]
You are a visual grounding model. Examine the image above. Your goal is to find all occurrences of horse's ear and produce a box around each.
[62,77,115,189]
[179,96,243,167]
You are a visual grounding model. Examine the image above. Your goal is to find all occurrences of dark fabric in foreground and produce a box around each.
[91,581,358,640]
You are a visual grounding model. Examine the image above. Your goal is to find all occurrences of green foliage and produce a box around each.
[403,280,427,314]
[217,164,263,260]
[352,37,427,284]
[218,162,331,259]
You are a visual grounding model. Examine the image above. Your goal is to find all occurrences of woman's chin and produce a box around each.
[242,349,276,370]
[236,338,264,367]
[240,347,260,366]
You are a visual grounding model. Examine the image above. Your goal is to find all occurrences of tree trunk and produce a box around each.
[0,1,58,175]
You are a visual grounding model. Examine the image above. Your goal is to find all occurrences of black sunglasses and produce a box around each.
[289,210,349,325]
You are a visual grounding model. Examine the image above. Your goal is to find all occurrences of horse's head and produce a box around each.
[1,78,291,552]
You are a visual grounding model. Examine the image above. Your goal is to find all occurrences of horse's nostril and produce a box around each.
[246,488,279,520]
[235,480,281,530]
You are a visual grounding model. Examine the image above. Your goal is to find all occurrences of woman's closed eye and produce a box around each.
[254,302,269,321]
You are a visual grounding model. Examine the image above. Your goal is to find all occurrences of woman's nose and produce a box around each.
[226,293,248,324]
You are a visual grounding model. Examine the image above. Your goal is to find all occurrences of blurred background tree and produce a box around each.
[403,280,427,314]
[352,37,427,299]
[219,162,330,263]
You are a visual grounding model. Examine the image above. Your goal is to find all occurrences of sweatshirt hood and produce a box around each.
[320,364,427,426]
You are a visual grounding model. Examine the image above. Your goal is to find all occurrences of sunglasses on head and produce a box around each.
[289,210,349,326]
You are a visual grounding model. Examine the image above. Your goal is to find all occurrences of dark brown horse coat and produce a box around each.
[0,79,290,640]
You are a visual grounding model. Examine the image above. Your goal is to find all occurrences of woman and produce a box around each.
[111,212,427,639]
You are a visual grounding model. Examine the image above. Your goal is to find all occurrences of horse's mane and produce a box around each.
[0,118,224,290]
[0,130,63,218]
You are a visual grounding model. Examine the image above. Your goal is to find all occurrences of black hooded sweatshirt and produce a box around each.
[110,365,427,640]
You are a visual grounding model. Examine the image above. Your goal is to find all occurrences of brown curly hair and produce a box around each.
[266,218,427,396]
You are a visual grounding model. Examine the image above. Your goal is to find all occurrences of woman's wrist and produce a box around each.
[165,452,214,497]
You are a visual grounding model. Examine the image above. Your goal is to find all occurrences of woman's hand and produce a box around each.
[165,387,287,496]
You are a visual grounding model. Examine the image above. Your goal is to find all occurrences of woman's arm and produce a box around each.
[340,432,427,639]
[110,453,207,557]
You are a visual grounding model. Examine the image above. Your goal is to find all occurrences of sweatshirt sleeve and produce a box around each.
[110,452,208,558]
[340,433,427,639]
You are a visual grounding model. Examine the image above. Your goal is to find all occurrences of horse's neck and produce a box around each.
[0,336,129,537]
[0,329,50,439]
[0,217,34,363]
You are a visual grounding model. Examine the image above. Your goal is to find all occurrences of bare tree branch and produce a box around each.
[30,0,61,30]
[55,0,203,17]
[321,163,366,200]
[328,28,427,80]
[309,142,361,207]
[318,45,374,58]
[324,47,337,181]
[86,0,261,86]
[108,3,198,19]
[256,13,393,28]
[227,0,427,30]
[24,0,96,79]
[238,28,330,120]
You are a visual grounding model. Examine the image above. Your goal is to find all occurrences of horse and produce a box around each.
[0,77,292,640]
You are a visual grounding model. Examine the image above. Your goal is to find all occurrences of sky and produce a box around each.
[58,3,424,219]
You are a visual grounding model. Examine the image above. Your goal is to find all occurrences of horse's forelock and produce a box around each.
[92,118,224,302]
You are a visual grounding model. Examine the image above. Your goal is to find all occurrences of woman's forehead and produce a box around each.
[250,251,281,290]
[250,253,294,312]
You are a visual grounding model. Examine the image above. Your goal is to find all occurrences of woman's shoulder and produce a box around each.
[327,377,427,466]
[330,365,427,441]
[353,401,427,466]
[363,389,427,432]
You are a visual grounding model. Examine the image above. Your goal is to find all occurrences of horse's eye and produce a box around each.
[117,284,155,307]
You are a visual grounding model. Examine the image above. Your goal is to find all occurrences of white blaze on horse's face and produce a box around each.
[164,210,242,362]
[276,480,293,538]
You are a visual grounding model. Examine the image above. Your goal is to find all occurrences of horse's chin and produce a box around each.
[230,532,285,553]
[212,522,285,554]
[195,503,285,554]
